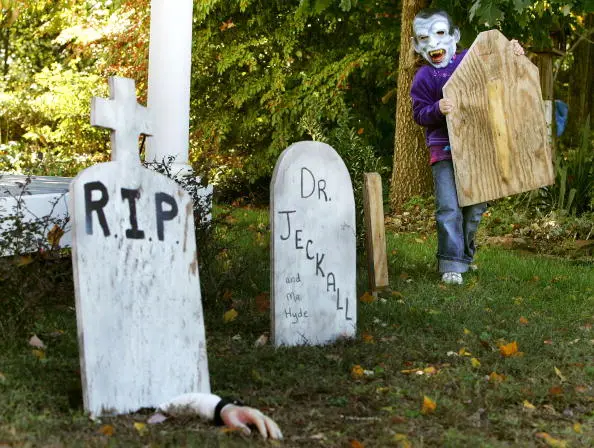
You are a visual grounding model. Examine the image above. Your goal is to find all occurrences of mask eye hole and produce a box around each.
[437,30,445,35]
[418,35,428,41]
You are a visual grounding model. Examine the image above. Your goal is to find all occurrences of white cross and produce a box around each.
[91,76,152,165]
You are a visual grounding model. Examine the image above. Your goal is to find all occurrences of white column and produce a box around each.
[146,0,193,175]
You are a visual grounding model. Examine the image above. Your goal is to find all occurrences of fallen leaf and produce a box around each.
[542,404,557,415]
[223,308,238,323]
[14,255,33,267]
[421,395,437,415]
[147,413,167,424]
[357,128,364,135]
[522,400,536,411]
[47,224,64,248]
[29,335,46,349]
[535,432,568,448]
[393,433,412,447]
[254,333,268,347]
[222,289,233,301]
[423,366,438,376]
[98,424,114,436]
[350,440,364,448]
[32,349,45,359]
[572,422,582,434]
[554,366,566,382]
[359,292,375,304]
[488,372,505,383]
[255,292,269,312]
[219,19,236,31]
[362,332,374,344]
[499,341,520,357]
[134,422,147,435]
[463,328,472,335]
[458,347,472,357]
[549,386,563,396]
[544,339,554,345]
[471,358,481,368]
[0,372,6,382]
[310,433,326,440]
[519,316,529,325]
[351,365,365,379]
[414,238,425,244]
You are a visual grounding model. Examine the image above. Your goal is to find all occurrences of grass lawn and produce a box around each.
[0,206,592,447]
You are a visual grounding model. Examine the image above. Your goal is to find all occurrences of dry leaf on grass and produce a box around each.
[499,341,522,357]
[535,432,568,448]
[421,395,437,415]
[351,365,365,379]
[554,366,566,382]
[98,425,114,436]
[147,413,167,424]
[223,308,238,323]
[29,335,46,349]
[488,372,506,383]
[359,292,375,303]
[134,422,147,435]
[254,333,269,347]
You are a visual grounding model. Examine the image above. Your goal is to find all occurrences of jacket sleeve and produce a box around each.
[410,71,445,127]
[158,392,222,421]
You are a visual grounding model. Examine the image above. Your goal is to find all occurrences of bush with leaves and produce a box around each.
[299,108,390,246]
[0,176,71,338]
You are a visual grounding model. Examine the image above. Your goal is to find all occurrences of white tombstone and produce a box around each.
[270,141,357,346]
[70,76,209,417]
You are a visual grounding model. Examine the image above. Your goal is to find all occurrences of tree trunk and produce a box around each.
[566,13,594,143]
[389,0,432,212]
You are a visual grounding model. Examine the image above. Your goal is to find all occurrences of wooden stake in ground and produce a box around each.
[443,30,554,207]
[363,173,389,293]
[70,77,210,417]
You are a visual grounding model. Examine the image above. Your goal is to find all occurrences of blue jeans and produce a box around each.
[432,160,487,273]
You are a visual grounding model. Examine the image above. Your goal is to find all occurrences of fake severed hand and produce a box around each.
[221,404,283,440]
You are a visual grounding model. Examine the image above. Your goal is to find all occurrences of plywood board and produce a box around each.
[443,30,554,206]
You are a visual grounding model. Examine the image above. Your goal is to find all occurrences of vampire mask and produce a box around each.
[412,11,460,68]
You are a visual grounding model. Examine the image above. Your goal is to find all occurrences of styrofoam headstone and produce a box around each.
[70,76,209,417]
[271,141,356,346]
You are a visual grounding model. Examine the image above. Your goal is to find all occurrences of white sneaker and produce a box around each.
[442,272,463,285]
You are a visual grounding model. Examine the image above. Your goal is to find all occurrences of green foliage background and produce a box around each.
[0,0,591,213]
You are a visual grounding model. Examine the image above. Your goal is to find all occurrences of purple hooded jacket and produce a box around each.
[410,50,467,163]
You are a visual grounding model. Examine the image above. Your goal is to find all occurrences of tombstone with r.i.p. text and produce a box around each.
[70,76,209,417]
[271,141,356,346]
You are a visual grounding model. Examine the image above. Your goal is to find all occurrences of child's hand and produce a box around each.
[511,39,525,56]
[439,98,453,115]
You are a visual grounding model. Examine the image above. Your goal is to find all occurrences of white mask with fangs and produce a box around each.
[412,14,460,68]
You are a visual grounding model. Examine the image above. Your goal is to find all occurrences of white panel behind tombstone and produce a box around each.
[271,141,356,346]
[70,161,210,416]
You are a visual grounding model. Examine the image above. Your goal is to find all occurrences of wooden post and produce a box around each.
[363,173,389,294]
